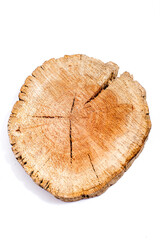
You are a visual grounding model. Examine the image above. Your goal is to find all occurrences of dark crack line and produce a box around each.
[71,96,76,113]
[30,170,34,177]
[45,181,50,190]
[32,74,36,78]
[16,127,21,133]
[85,82,109,104]
[88,154,100,182]
[40,65,45,70]
[85,73,114,104]
[21,91,26,94]
[69,120,73,164]
[32,115,64,119]
[11,143,16,146]
[69,96,75,164]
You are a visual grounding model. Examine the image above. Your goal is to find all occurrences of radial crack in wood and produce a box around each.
[8,54,151,202]
[85,73,113,104]
[32,116,64,119]
[88,154,100,183]
[69,120,73,164]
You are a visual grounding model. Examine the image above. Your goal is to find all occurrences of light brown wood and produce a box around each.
[8,54,151,201]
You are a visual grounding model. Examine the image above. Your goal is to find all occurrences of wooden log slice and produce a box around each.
[8,55,151,201]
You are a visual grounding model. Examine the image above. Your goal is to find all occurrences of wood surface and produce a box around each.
[8,54,151,201]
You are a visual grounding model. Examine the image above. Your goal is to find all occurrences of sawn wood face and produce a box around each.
[8,55,151,201]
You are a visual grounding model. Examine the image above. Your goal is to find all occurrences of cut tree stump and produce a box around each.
[8,55,151,201]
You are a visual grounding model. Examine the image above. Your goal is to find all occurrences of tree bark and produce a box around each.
[8,55,151,201]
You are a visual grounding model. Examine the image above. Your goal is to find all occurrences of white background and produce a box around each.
[0,1,160,239]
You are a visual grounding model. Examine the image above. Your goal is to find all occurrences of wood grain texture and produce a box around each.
[8,54,151,201]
